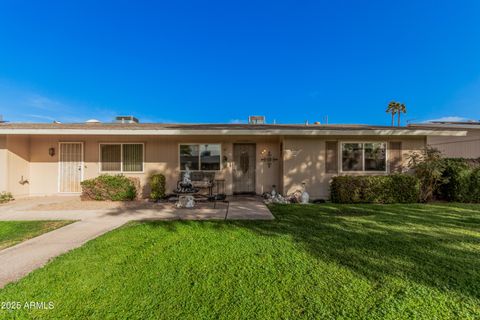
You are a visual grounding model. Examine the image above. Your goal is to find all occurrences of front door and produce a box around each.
[233,143,256,194]
[59,142,84,193]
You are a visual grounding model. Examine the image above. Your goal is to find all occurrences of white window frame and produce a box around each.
[178,143,222,172]
[99,142,145,173]
[339,141,388,173]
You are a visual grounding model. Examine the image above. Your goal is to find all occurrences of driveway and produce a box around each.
[0,196,273,288]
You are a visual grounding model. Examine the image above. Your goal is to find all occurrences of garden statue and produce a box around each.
[181,165,192,187]
[175,165,199,207]
[300,182,309,204]
[176,195,195,208]
[271,185,277,197]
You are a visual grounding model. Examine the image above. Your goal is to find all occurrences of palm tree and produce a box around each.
[397,103,406,126]
[386,101,398,127]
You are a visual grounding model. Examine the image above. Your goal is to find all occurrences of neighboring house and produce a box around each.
[409,121,480,158]
[0,119,465,199]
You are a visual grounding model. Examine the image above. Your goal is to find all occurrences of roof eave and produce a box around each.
[0,129,467,136]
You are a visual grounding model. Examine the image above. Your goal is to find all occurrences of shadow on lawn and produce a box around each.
[228,203,480,299]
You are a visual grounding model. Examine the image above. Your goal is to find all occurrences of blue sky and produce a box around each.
[0,0,479,125]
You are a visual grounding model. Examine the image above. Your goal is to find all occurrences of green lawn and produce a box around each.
[0,221,73,250]
[0,204,479,319]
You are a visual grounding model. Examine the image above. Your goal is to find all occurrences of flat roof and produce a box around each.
[409,122,480,130]
[0,122,467,136]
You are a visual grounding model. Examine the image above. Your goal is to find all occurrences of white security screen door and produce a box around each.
[59,142,84,193]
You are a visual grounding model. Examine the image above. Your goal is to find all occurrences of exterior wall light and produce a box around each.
[49,147,55,157]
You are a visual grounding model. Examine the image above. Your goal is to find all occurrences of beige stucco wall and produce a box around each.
[427,129,480,158]
[0,135,31,197]
[6,136,30,197]
[27,135,281,197]
[3,133,425,199]
[283,136,426,199]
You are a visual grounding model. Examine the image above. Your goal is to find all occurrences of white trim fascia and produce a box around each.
[0,129,468,136]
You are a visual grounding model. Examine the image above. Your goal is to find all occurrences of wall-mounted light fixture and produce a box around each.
[48,147,55,157]
[260,150,278,168]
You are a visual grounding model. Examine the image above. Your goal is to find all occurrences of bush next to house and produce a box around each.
[80,175,138,201]
[149,173,166,201]
[407,147,447,202]
[408,151,480,203]
[437,158,472,202]
[330,174,420,204]
[0,191,14,204]
[437,159,480,203]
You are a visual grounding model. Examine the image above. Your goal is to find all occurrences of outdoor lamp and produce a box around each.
[49,147,55,157]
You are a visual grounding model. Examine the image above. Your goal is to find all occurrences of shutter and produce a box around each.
[325,141,338,173]
[389,141,402,173]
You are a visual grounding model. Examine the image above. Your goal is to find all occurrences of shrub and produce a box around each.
[81,175,137,201]
[149,173,166,201]
[437,159,471,202]
[330,174,420,204]
[468,167,480,202]
[407,147,447,202]
[0,191,14,203]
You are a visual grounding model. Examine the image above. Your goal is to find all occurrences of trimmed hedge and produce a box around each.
[438,159,471,202]
[149,173,166,201]
[437,159,480,202]
[81,175,138,201]
[330,174,420,204]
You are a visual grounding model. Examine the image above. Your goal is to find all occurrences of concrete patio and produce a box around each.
[0,196,273,288]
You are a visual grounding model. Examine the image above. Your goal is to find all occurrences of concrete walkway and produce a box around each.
[0,196,273,288]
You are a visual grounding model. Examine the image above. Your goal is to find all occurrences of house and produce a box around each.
[0,119,466,199]
[409,121,480,158]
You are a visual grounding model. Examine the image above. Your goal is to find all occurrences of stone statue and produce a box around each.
[176,195,195,208]
[271,185,277,197]
[300,182,309,204]
[182,165,192,186]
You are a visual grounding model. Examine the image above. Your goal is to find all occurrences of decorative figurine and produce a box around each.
[300,182,309,204]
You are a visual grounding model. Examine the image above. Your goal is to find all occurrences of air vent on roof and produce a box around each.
[86,119,101,124]
[115,116,139,124]
[248,116,265,124]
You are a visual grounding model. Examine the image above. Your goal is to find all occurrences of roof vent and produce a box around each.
[115,116,139,124]
[86,119,101,124]
[248,115,265,125]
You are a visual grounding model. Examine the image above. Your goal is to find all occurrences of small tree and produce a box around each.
[407,147,446,202]
[149,173,166,201]
[397,103,406,126]
[386,101,407,127]
[386,101,397,127]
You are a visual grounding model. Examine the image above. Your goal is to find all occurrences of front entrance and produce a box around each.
[58,142,84,193]
[233,143,256,194]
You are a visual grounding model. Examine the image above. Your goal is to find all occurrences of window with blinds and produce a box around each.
[100,143,144,172]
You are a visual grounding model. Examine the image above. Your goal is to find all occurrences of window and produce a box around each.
[100,143,144,172]
[364,143,386,171]
[180,144,221,171]
[341,142,386,172]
